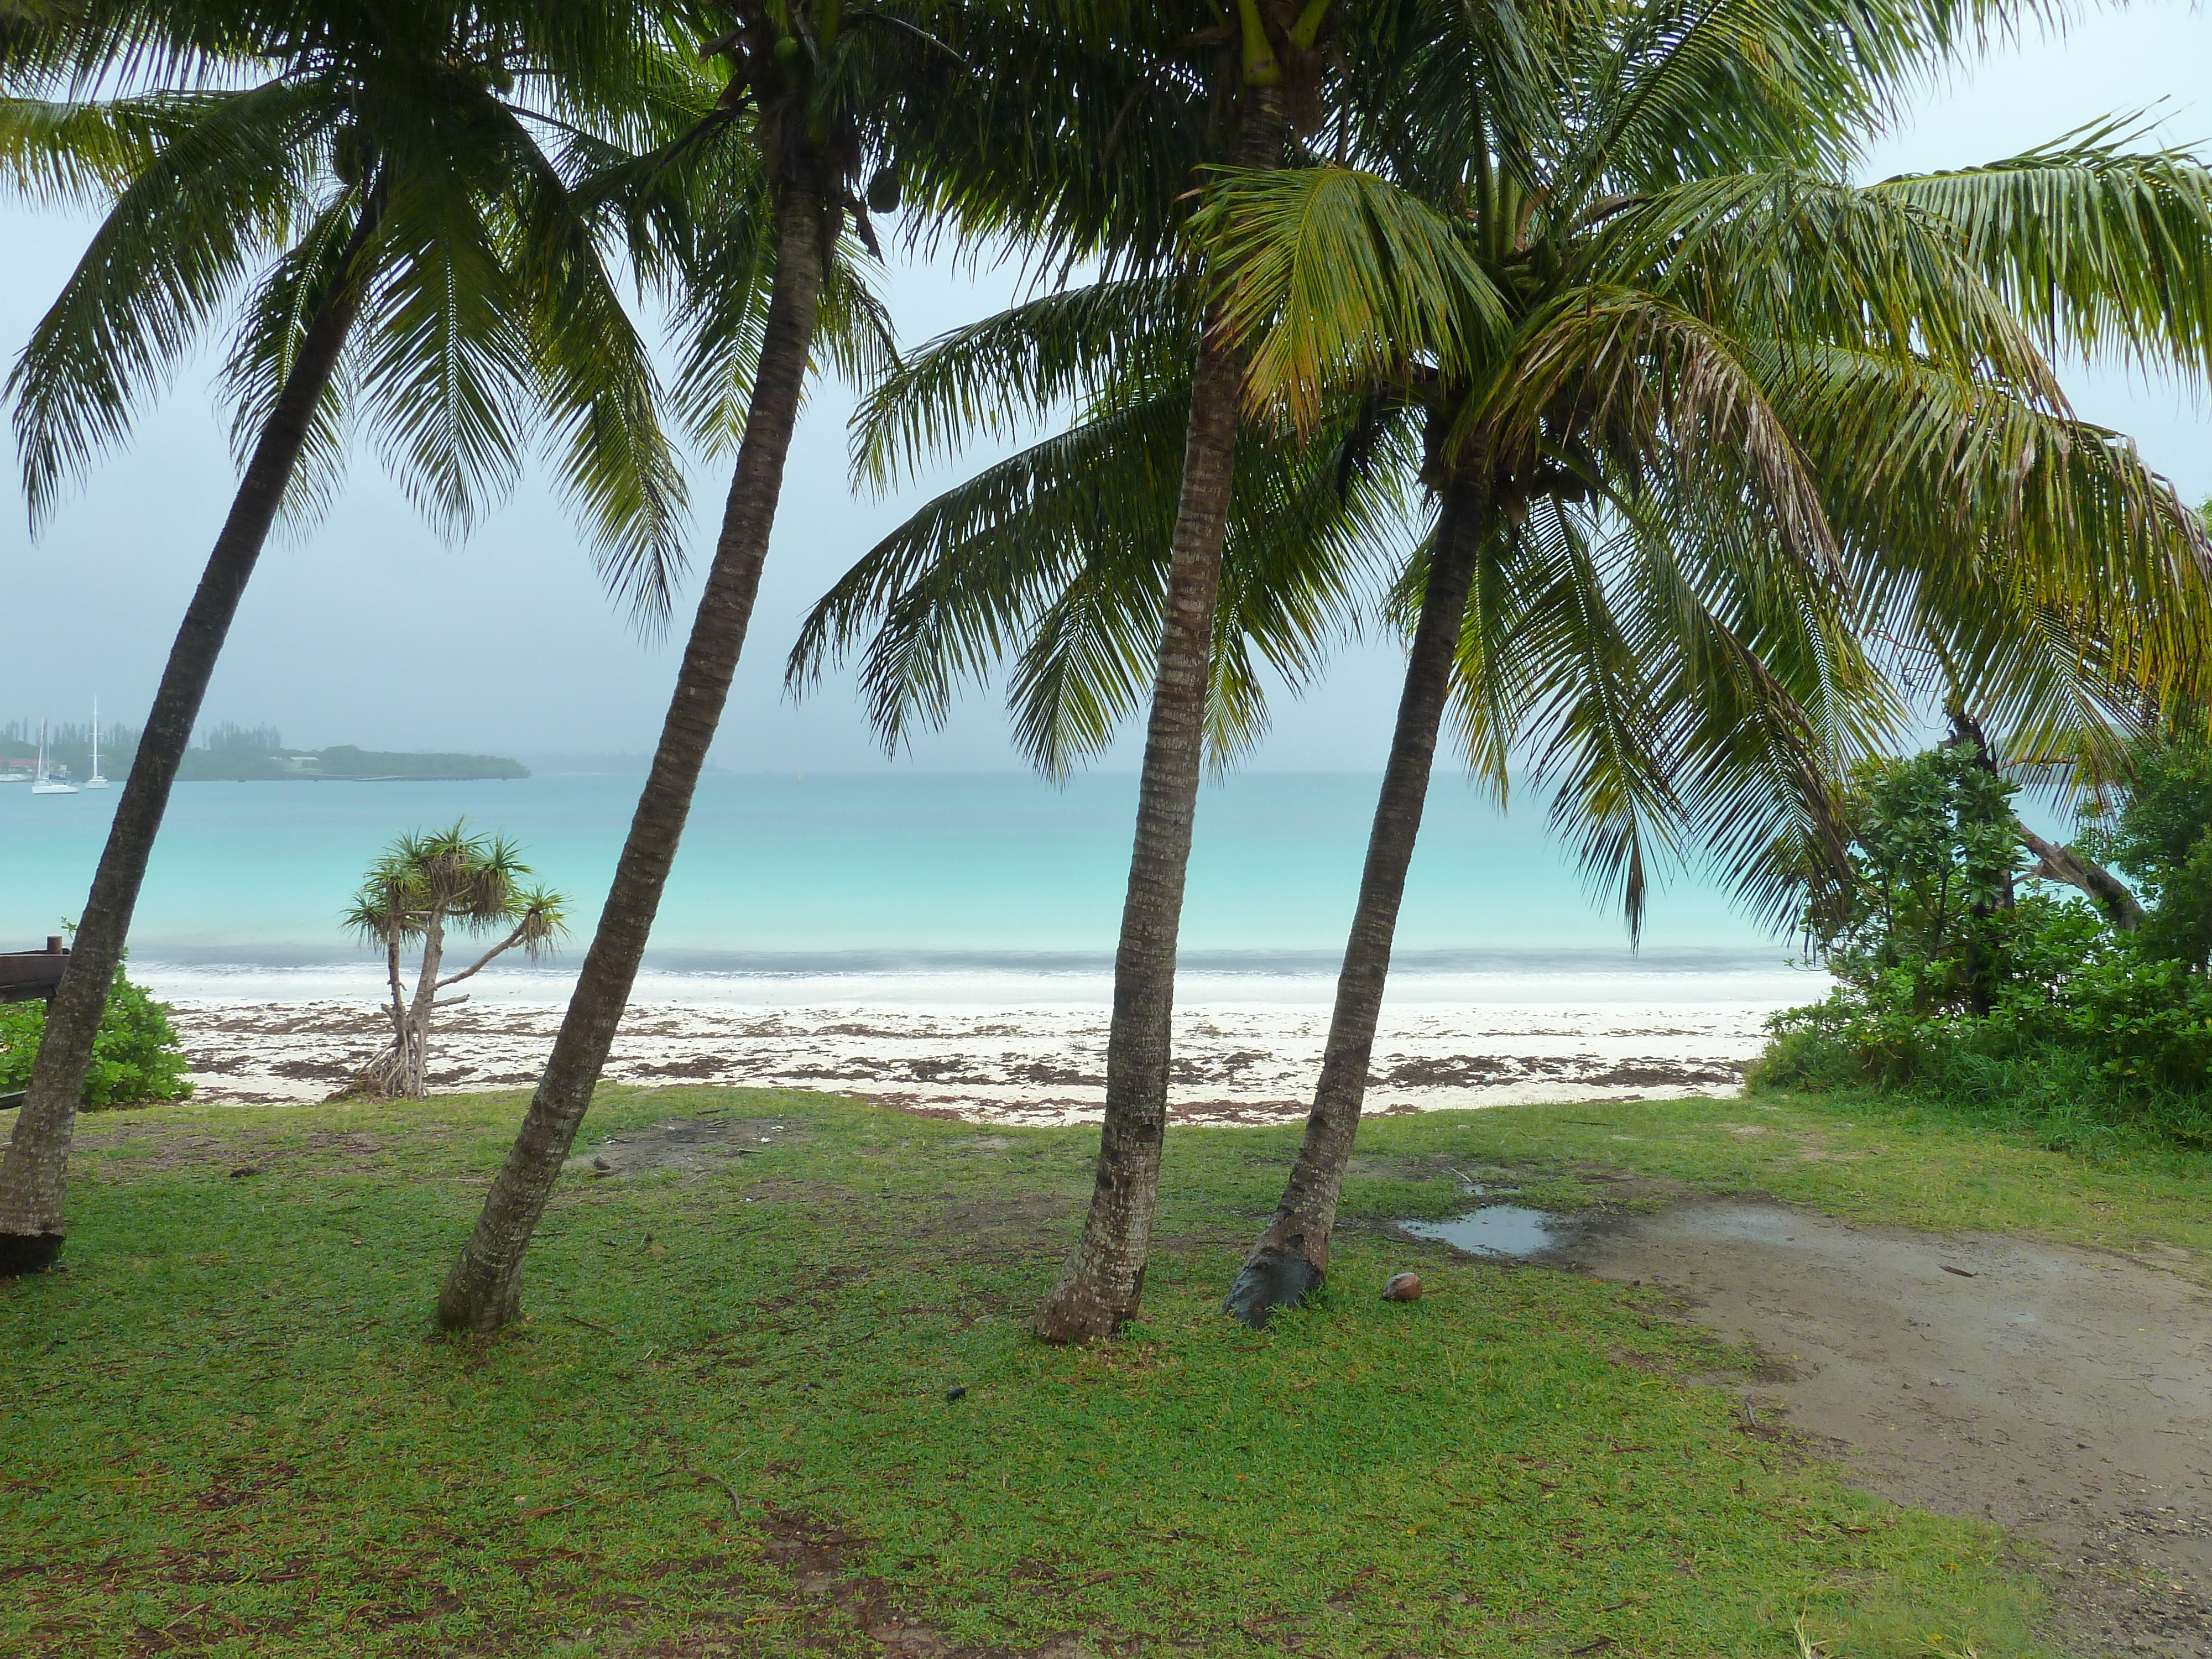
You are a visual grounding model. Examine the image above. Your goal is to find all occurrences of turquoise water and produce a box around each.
[0,770,1783,972]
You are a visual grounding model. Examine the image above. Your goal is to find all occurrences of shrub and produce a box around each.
[1752,737,2212,1150]
[0,971,195,1108]
[2080,737,2212,969]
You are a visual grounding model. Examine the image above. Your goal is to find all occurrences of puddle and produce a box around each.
[1660,1205,1814,1246]
[1397,1204,1577,1258]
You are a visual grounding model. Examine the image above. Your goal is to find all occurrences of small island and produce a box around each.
[175,744,530,783]
[3,721,529,784]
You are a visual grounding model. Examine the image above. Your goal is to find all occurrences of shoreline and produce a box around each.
[152,974,1806,1122]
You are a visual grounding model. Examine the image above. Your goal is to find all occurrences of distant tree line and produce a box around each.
[0,720,138,778]
[1,722,525,781]
[178,745,530,783]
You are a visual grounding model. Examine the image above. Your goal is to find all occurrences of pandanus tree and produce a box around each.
[801,0,2212,1328]
[435,0,956,1331]
[342,823,567,1099]
[0,0,686,1274]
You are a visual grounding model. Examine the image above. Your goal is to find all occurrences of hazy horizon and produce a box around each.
[5,6,2209,775]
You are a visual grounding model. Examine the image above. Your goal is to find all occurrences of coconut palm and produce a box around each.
[948,0,1318,1344]
[796,0,2212,1328]
[434,0,1365,1339]
[889,0,1398,1343]
[801,0,2018,1340]
[1198,60,2212,1319]
[0,0,686,1275]
[342,823,567,1099]
[433,0,959,1331]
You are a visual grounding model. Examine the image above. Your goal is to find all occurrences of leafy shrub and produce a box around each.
[1809,742,2023,1016]
[2080,738,2212,969]
[1752,737,2212,1150]
[0,971,195,1108]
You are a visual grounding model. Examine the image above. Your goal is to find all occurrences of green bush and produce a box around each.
[2080,737,2212,969]
[0,971,195,1108]
[1754,891,2212,1151]
[1752,737,2212,1152]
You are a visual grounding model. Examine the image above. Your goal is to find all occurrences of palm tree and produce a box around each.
[0,0,686,1275]
[1199,56,2212,1319]
[436,0,1358,1338]
[434,0,957,1331]
[906,0,1359,1343]
[796,0,2212,1327]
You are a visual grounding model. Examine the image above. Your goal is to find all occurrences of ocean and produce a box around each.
[1,770,1820,1114]
[2,769,1789,969]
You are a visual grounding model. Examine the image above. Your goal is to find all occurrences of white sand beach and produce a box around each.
[146,965,1819,1123]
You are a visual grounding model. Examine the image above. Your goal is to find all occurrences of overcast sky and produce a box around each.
[4,5,2209,773]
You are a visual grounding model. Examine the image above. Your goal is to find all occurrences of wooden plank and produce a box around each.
[0,947,70,1005]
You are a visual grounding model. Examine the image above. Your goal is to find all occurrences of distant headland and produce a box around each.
[2,721,528,784]
[174,744,530,783]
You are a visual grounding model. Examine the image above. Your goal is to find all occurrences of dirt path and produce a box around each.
[1560,1201,2212,1656]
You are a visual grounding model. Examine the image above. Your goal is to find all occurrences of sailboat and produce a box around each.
[85,698,108,788]
[31,719,79,795]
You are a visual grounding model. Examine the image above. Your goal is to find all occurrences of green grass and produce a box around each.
[1357,1087,2212,1274]
[11,1082,2198,1657]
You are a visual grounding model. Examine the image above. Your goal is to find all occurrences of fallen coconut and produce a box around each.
[1382,1272,1423,1302]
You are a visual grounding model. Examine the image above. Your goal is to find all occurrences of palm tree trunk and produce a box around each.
[2019,823,2144,931]
[435,185,831,1333]
[0,212,377,1276]
[1033,93,1284,1344]
[1226,475,1488,1327]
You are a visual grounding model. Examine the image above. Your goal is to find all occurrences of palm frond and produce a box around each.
[1551,0,2000,204]
[1190,163,1507,432]
[848,275,1196,492]
[1477,288,1840,578]
[500,103,691,623]
[1605,169,2062,400]
[1768,340,2212,722]
[798,392,1192,758]
[0,88,174,203]
[354,158,535,541]
[7,75,327,523]
[799,381,1416,774]
[1877,120,2212,383]
[217,185,369,534]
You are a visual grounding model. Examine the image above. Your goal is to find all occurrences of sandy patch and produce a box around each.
[559,1115,800,1180]
[159,997,1760,1121]
[1558,1201,2212,1655]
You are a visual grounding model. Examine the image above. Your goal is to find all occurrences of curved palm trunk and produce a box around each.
[436,186,829,1333]
[0,215,376,1276]
[2020,823,2144,931]
[1227,476,1488,1327]
[1034,95,1284,1344]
